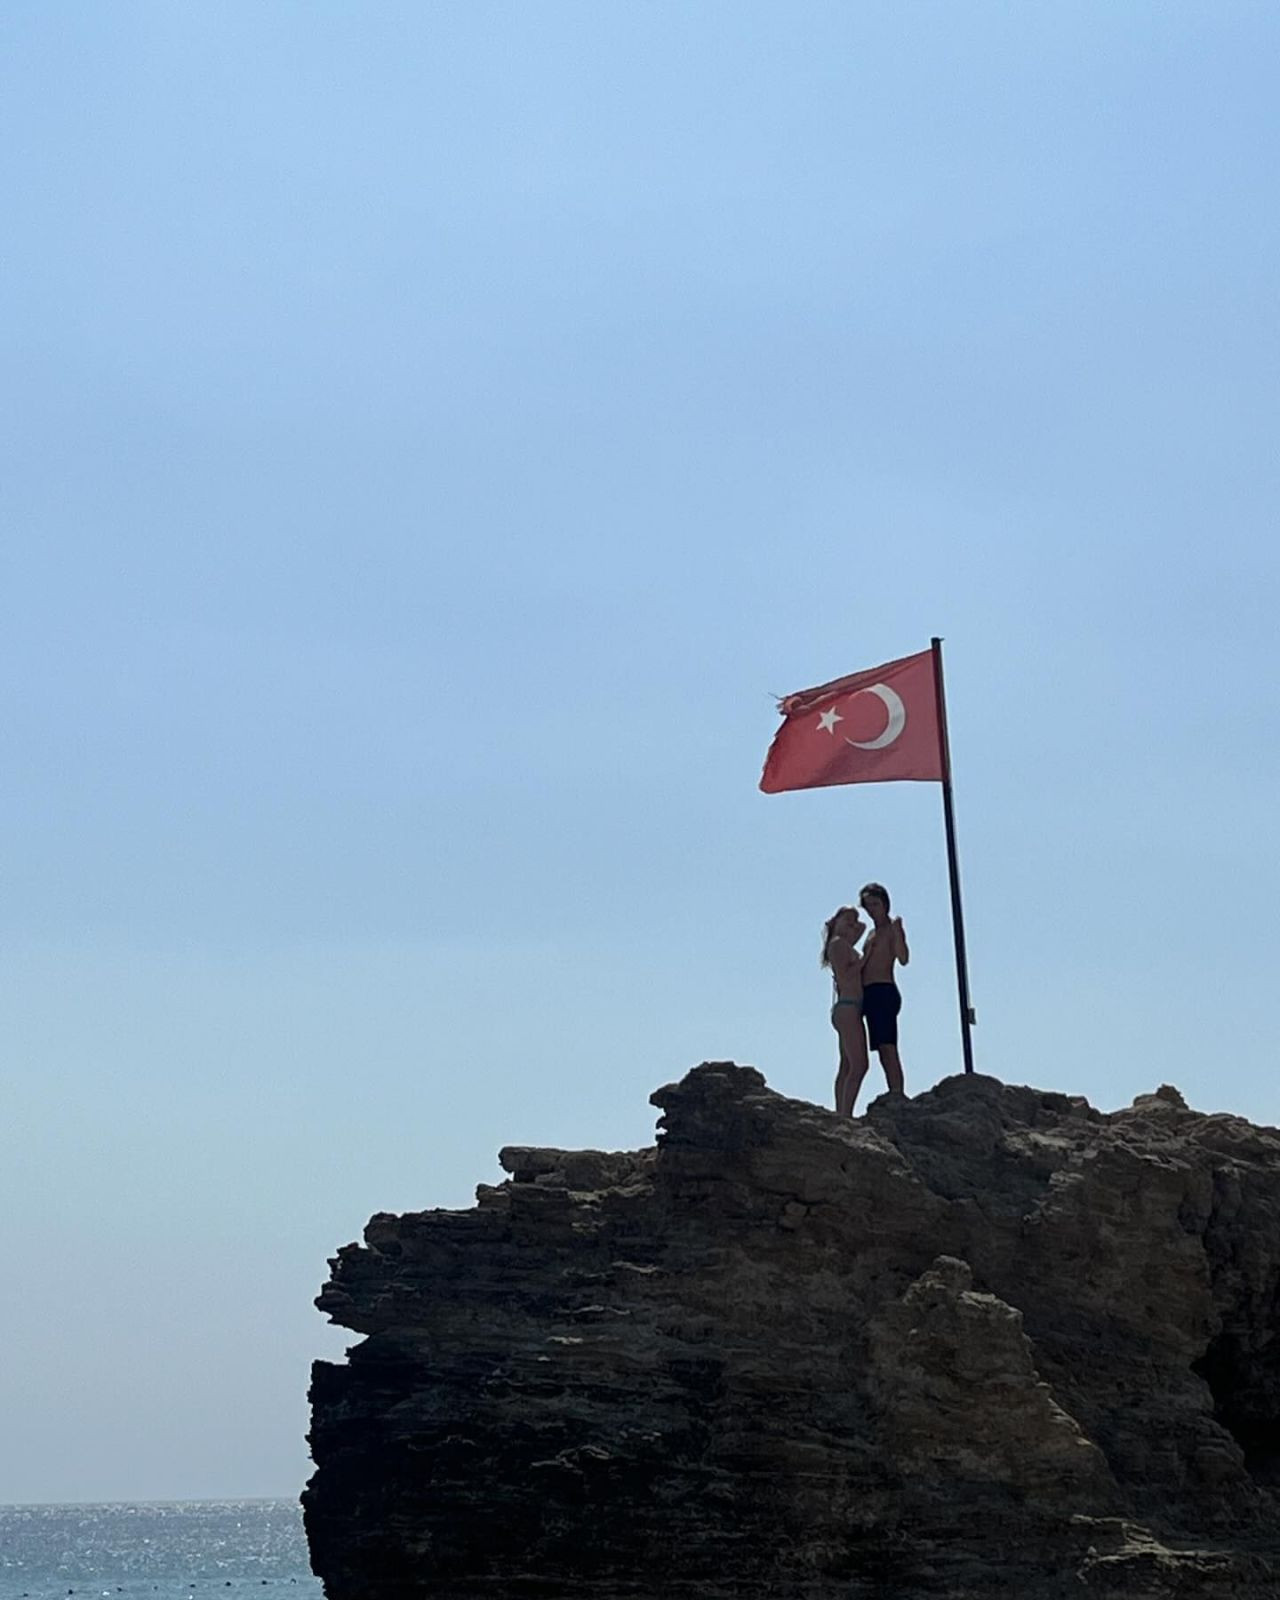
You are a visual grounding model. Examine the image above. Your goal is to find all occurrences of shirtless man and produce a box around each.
[857,882,909,1095]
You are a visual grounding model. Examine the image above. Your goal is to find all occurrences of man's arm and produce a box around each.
[893,917,910,966]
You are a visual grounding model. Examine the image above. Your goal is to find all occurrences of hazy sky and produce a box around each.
[3,1,1278,1503]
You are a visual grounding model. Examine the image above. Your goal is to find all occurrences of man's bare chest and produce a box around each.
[863,929,896,977]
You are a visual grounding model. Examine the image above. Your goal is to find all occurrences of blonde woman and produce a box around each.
[822,906,869,1116]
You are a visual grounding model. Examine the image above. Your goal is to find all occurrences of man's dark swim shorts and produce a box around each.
[862,982,902,1050]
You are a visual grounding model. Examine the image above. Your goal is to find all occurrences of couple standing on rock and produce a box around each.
[822,883,908,1116]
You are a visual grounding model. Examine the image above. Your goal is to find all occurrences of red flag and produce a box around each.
[760,647,945,792]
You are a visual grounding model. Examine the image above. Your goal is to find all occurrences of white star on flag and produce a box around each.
[817,706,842,734]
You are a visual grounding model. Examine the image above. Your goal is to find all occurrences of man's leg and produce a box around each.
[878,1043,904,1096]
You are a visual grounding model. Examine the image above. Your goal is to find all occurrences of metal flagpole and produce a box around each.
[930,637,976,1074]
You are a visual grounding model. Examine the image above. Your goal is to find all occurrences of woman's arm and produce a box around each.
[830,937,863,990]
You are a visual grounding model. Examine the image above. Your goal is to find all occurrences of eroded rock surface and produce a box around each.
[304,1064,1280,1597]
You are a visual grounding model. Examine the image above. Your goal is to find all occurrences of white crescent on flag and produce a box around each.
[844,683,906,750]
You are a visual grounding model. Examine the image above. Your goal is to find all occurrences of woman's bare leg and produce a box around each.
[834,1046,852,1116]
[835,1013,869,1115]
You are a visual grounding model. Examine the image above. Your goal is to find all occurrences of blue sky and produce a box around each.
[3,1,1277,1502]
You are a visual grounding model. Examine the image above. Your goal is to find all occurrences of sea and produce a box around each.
[0,1502,322,1600]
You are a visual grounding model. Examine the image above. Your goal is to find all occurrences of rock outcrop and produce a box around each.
[304,1065,1280,1597]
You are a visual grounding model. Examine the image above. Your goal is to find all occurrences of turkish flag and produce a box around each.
[760,648,945,792]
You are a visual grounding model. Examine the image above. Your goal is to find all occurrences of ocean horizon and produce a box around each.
[0,1500,321,1600]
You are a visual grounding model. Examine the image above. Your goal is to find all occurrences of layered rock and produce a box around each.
[304,1065,1280,1597]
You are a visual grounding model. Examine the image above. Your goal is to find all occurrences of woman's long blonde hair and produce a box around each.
[821,906,860,969]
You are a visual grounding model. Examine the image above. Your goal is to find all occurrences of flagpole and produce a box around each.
[930,637,976,1074]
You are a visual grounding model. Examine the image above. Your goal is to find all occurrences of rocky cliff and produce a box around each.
[304,1064,1280,1597]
